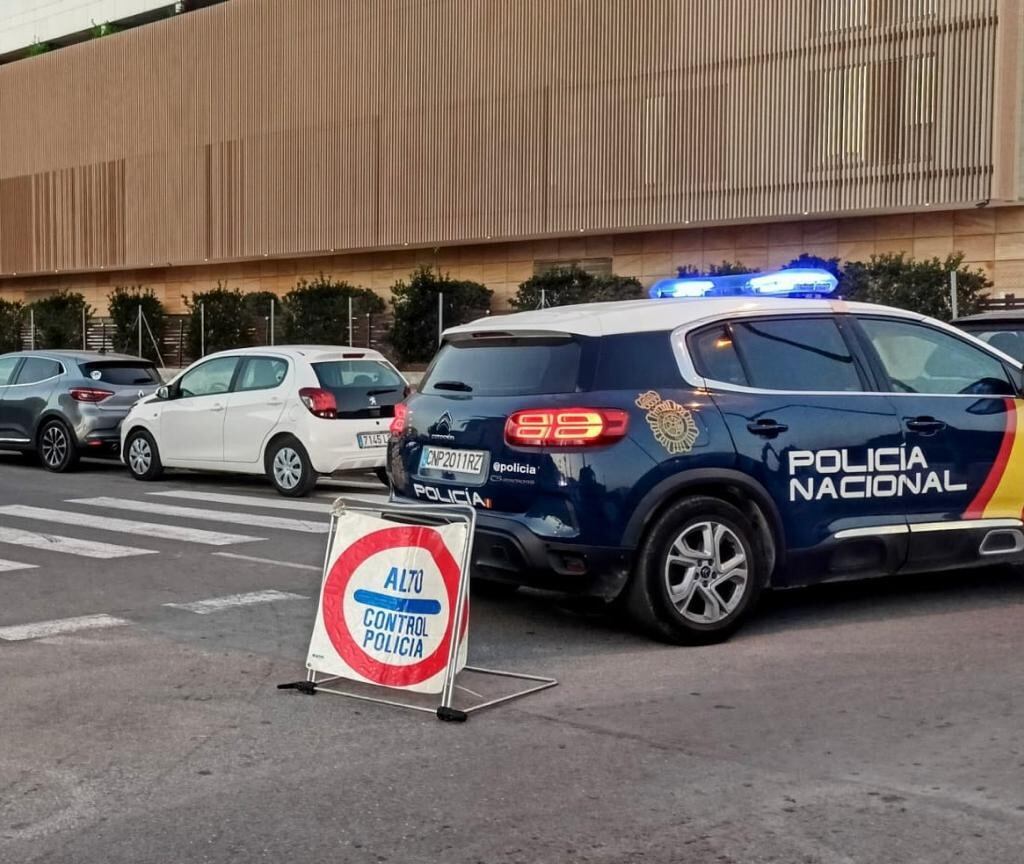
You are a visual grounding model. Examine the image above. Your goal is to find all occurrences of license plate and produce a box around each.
[420,446,487,475]
[357,432,390,449]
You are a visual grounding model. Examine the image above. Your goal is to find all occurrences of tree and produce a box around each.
[242,290,282,344]
[107,285,165,360]
[0,300,23,353]
[676,260,759,278]
[184,283,253,358]
[510,265,643,311]
[783,252,843,280]
[281,275,384,344]
[390,266,492,363]
[840,253,989,321]
[30,290,93,349]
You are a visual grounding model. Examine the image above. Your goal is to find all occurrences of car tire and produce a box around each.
[625,495,764,645]
[37,418,80,473]
[374,466,390,487]
[266,436,317,497]
[125,429,164,481]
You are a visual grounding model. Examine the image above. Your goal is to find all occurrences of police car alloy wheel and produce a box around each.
[266,436,317,497]
[126,430,163,481]
[627,496,763,645]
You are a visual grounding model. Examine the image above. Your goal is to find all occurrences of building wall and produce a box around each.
[0,0,173,55]
[3,206,1022,315]
[0,0,1020,284]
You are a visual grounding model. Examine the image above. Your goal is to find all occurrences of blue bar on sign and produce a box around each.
[353,590,442,615]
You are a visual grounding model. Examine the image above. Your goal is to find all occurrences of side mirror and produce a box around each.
[156,385,170,400]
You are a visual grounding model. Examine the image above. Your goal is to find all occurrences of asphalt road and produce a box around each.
[1,453,1023,863]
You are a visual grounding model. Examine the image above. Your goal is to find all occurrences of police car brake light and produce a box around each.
[649,267,837,299]
[505,408,629,447]
[390,402,408,436]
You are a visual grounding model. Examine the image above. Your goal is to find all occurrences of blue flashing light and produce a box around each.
[649,267,838,300]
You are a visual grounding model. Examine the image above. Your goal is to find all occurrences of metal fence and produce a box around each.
[979,295,1024,311]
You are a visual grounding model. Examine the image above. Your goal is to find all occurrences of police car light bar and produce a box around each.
[649,267,838,299]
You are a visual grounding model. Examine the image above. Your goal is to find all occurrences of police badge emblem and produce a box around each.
[635,390,699,455]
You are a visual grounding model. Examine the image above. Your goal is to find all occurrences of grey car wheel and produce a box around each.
[38,419,79,473]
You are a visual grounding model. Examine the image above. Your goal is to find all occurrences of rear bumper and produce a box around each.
[390,494,633,599]
[304,418,390,474]
[79,429,122,457]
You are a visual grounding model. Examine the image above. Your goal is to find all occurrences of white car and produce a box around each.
[120,345,408,496]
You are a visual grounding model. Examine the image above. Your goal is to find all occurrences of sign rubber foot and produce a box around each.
[436,706,468,723]
[277,681,317,695]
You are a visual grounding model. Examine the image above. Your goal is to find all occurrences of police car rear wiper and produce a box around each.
[366,387,400,396]
[433,380,473,392]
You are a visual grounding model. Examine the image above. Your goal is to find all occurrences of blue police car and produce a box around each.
[387,271,1024,643]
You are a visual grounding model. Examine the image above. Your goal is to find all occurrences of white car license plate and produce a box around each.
[421,446,487,475]
[357,432,390,449]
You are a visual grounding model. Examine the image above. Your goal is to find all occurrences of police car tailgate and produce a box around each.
[398,393,552,513]
[392,332,588,514]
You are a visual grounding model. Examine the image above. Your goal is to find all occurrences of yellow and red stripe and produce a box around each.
[964,399,1024,520]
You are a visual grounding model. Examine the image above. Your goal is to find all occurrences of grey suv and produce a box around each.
[0,351,161,472]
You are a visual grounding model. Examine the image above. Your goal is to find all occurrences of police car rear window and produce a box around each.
[422,338,581,396]
[690,317,863,392]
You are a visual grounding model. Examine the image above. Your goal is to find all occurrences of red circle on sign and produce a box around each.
[321,525,464,687]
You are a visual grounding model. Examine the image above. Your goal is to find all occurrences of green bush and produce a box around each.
[281,275,384,344]
[0,300,24,353]
[783,253,842,280]
[184,283,254,358]
[840,253,989,321]
[510,265,643,311]
[107,285,165,360]
[390,266,492,364]
[676,260,759,278]
[242,291,281,344]
[30,290,93,349]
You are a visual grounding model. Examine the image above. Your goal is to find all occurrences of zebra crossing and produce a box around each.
[0,485,390,570]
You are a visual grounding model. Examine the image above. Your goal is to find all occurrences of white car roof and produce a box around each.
[443,297,931,339]
[202,345,388,361]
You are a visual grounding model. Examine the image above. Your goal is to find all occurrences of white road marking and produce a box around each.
[149,490,332,514]
[69,497,328,534]
[0,613,129,641]
[320,478,389,491]
[0,505,261,547]
[0,559,38,573]
[164,589,308,615]
[212,552,321,571]
[0,526,156,559]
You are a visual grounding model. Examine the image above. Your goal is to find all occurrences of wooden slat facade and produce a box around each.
[0,0,1019,279]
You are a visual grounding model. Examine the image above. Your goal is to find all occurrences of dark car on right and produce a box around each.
[954,310,1024,362]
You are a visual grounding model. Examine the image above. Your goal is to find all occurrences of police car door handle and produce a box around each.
[747,419,788,438]
[906,416,946,434]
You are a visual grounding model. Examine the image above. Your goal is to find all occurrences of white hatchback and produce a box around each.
[120,346,408,496]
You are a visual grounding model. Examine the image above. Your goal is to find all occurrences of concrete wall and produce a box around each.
[2,206,1021,314]
[1,0,1018,280]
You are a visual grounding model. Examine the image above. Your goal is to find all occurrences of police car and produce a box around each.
[387,269,1024,644]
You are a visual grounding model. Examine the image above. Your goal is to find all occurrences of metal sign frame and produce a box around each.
[279,495,557,722]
